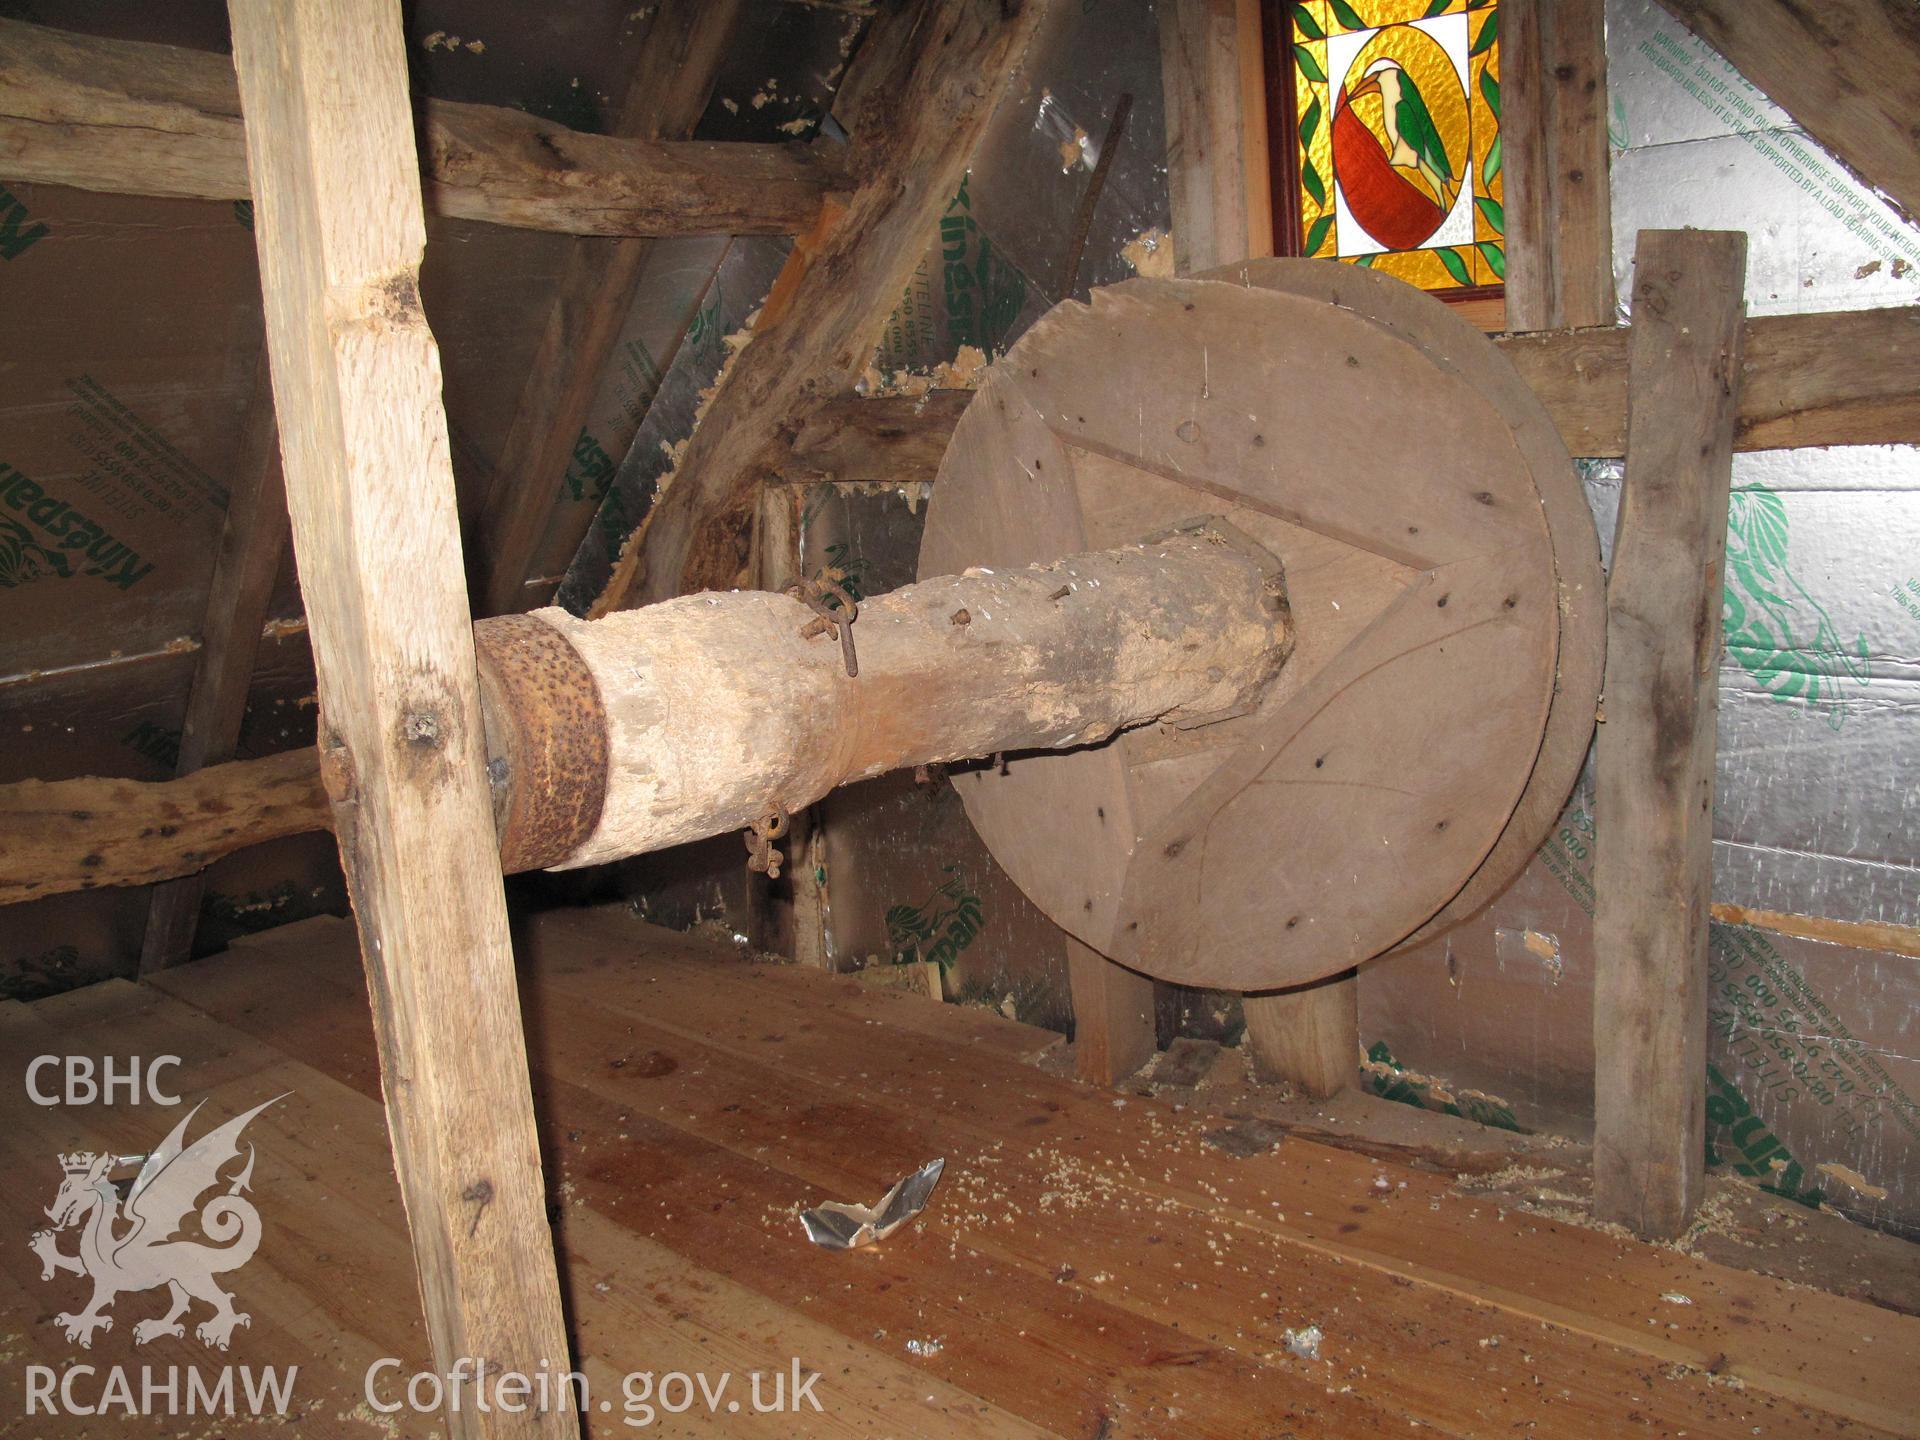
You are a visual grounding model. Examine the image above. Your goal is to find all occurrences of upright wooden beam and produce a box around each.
[593,0,1049,610]
[1657,0,1920,227]
[1161,0,1349,1092]
[1243,970,1358,1099]
[1503,0,1616,331]
[473,0,744,618]
[753,482,831,969]
[1158,0,1273,273]
[0,16,833,238]
[1593,228,1747,1241]
[1067,936,1157,1086]
[225,1,576,1431]
[138,349,289,974]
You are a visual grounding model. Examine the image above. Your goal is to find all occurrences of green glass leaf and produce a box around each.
[1292,3,1325,39]
[1353,253,1377,268]
[1301,96,1322,147]
[1477,240,1505,279]
[1481,70,1500,119]
[1481,132,1502,188]
[1301,159,1327,206]
[1328,0,1368,30]
[1294,43,1328,84]
[1474,194,1505,235]
[1423,0,1454,15]
[1470,11,1498,55]
[1438,246,1472,286]
[1305,214,1335,255]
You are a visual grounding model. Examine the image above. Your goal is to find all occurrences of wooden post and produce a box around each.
[754,481,831,969]
[1067,936,1157,1086]
[1503,0,1616,332]
[1593,229,1747,1241]
[1163,0,1350,1091]
[225,1,577,1433]
[1243,970,1358,1099]
[1158,0,1273,273]
[138,347,289,974]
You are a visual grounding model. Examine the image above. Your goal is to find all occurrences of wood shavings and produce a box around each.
[1121,227,1175,278]
[1817,1162,1889,1200]
[857,345,989,399]
[420,31,484,53]
[1060,127,1090,172]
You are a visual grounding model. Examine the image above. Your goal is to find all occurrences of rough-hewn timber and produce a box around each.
[0,16,835,237]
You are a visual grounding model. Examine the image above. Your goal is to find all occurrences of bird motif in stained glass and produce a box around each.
[1290,1,1503,292]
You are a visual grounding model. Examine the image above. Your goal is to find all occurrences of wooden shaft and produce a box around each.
[0,532,1286,902]
[479,527,1291,872]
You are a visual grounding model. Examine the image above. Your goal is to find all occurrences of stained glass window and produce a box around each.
[1286,0,1502,291]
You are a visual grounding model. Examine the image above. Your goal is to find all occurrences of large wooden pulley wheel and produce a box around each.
[919,260,1604,991]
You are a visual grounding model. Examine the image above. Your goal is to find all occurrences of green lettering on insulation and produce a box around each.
[0,184,49,260]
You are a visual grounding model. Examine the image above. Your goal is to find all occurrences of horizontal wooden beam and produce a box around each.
[0,747,329,906]
[1710,903,1920,962]
[0,17,835,237]
[772,305,1920,488]
[1501,305,1920,456]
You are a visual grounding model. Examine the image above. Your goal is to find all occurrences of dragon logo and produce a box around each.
[30,1095,283,1350]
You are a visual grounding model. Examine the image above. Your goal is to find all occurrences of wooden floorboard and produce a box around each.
[7,907,1914,1437]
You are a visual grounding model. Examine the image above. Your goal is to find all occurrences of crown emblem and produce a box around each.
[58,1152,96,1174]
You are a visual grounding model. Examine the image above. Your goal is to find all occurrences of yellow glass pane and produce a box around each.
[1291,2,1501,294]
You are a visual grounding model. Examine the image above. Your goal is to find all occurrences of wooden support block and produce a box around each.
[1593,228,1747,1242]
[1067,936,1157,1087]
[1243,970,1358,1100]
[1503,0,1616,332]
[139,347,289,974]
[224,0,576,1432]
